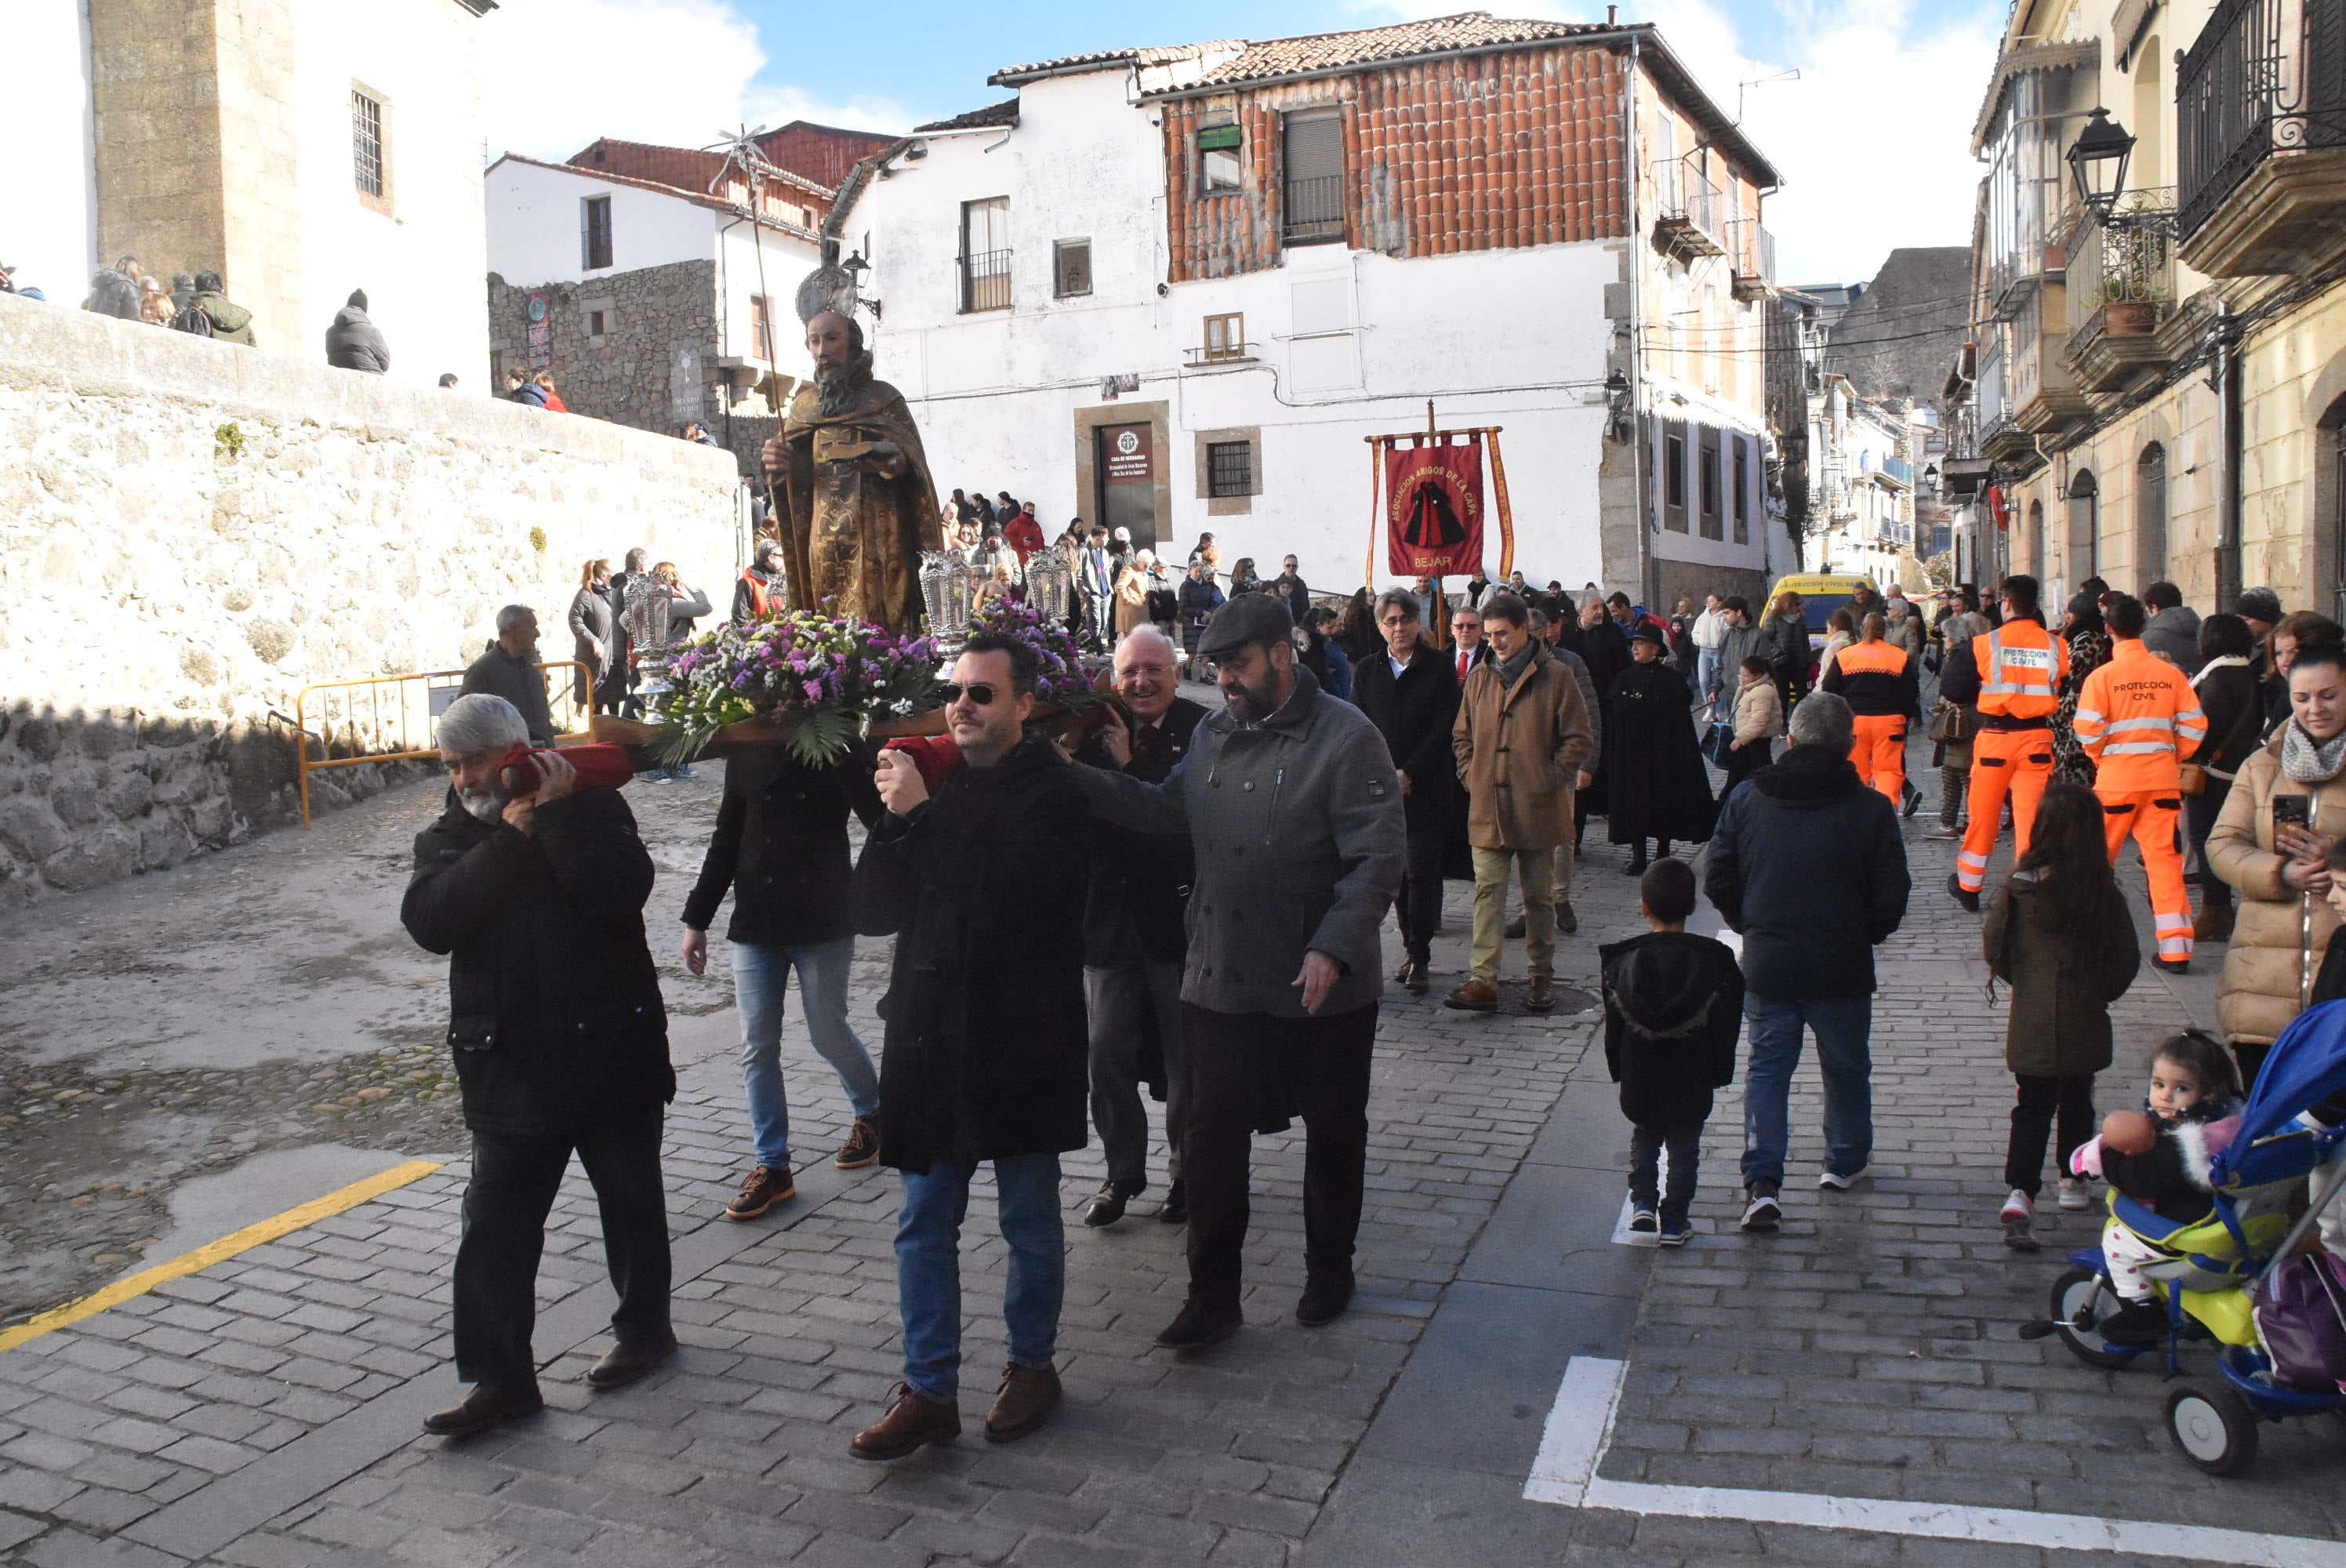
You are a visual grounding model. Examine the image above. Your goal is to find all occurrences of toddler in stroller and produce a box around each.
[2067,1031,2242,1341]
[2025,1006,2346,1473]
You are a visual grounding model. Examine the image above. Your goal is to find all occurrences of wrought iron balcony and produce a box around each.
[1282,174,1346,245]
[2177,0,2346,274]
[1653,165,1727,259]
[2065,191,2182,389]
[959,249,1012,314]
[1730,220,1775,300]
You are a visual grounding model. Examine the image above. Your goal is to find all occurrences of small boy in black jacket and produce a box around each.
[1602,859,1745,1245]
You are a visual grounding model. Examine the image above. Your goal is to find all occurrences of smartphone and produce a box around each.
[2275,793,2312,828]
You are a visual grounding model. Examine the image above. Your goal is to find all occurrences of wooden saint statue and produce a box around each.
[760,289,942,632]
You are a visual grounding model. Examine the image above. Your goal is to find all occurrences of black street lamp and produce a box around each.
[2067,107,2135,217]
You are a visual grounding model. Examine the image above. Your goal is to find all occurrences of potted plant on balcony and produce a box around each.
[2100,225,2165,336]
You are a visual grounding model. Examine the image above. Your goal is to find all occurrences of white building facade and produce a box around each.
[835,16,1784,604]
[5,0,497,390]
[485,152,822,437]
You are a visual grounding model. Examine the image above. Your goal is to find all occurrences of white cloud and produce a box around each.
[1356,0,1999,287]
[478,0,913,164]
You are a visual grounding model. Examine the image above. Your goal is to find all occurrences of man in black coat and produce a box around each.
[1352,586,1461,995]
[847,630,1090,1461]
[1073,626,1207,1227]
[459,606,554,746]
[1703,692,1909,1234]
[400,694,676,1438]
[681,747,884,1221]
[1273,554,1312,626]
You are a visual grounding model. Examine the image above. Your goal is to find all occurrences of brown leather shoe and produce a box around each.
[849,1384,961,1461]
[983,1361,1061,1443]
[836,1116,881,1170]
[1526,975,1556,1012]
[1393,958,1428,996]
[2193,903,2235,944]
[1443,978,1500,1012]
[725,1164,795,1220]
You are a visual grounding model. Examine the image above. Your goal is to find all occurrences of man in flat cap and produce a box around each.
[1066,593,1405,1348]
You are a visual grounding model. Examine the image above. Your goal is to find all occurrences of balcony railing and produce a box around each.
[1728,219,1776,299]
[2069,190,2179,314]
[1654,162,1727,258]
[960,248,1011,314]
[1283,175,1346,245]
[2179,0,2346,238]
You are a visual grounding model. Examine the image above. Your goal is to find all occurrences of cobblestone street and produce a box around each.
[2,750,2343,1567]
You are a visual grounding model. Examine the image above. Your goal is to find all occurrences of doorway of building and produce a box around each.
[1095,423,1157,552]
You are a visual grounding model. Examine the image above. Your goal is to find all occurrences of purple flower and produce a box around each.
[801,680,823,703]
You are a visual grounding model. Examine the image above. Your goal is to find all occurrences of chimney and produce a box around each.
[1607,5,1618,22]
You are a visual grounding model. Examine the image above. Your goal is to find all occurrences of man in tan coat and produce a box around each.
[1447,592,1596,1013]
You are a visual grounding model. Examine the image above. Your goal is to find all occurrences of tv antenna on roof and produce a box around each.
[1736,68,1801,124]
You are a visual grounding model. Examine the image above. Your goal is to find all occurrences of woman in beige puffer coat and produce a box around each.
[2207,649,2346,1080]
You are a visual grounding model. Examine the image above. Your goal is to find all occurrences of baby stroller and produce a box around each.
[2022,1000,2346,1473]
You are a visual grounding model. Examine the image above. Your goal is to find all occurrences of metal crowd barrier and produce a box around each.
[285,660,593,827]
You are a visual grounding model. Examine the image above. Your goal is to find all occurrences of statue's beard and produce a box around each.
[814,350,874,416]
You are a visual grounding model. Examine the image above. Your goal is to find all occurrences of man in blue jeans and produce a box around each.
[845,630,1090,1459]
[1704,691,1909,1232]
[681,748,884,1219]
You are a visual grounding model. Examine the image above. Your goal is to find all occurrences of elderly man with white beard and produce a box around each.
[401,694,677,1439]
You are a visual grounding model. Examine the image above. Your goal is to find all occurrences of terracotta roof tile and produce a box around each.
[913,99,1021,132]
[1188,12,1614,87]
[993,13,1611,89]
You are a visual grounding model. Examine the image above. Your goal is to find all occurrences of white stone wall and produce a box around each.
[0,292,739,906]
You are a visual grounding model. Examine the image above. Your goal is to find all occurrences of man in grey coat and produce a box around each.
[1067,594,1405,1348]
[459,606,554,746]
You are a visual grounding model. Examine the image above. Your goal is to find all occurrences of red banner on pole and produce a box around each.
[1385,435,1485,576]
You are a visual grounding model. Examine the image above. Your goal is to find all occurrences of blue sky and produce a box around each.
[482,0,2009,285]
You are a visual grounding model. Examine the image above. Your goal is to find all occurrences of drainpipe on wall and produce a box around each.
[1624,33,1651,609]
[2212,300,2244,610]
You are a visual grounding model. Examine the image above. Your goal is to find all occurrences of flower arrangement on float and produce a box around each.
[653,610,942,766]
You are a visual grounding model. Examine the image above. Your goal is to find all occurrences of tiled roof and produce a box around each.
[1189,13,1614,87]
[991,13,1611,88]
[566,137,835,200]
[913,100,1021,132]
[490,152,823,241]
[990,42,1236,85]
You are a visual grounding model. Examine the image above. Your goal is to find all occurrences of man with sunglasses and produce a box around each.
[847,631,1091,1461]
[1067,593,1406,1348]
[1071,626,1207,1228]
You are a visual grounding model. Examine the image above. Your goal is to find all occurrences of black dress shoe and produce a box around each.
[423,1381,543,1437]
[1084,1180,1142,1228]
[1296,1272,1354,1327]
[1153,1298,1242,1350]
[1504,914,1527,939]
[586,1334,678,1390]
[1156,1179,1189,1225]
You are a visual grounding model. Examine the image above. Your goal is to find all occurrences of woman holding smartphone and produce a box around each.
[2209,641,2346,1087]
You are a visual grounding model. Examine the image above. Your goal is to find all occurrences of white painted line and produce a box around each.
[1524,1356,1625,1508]
[1523,1356,2346,1566]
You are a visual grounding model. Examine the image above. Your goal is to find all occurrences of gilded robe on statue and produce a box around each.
[773,368,942,633]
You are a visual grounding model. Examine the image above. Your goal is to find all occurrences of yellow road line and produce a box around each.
[0,1159,444,1354]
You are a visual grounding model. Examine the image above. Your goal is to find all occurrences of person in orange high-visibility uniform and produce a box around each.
[2072,594,2207,972]
[1821,612,1921,808]
[1943,575,2068,912]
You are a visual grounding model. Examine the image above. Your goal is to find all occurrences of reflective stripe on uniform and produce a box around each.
[2104,716,2175,732]
[2073,708,2106,726]
[2103,741,2179,756]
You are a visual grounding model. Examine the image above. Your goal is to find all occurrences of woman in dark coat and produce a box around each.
[1982,782,2141,1242]
[1600,625,1716,873]
[2184,613,2264,944]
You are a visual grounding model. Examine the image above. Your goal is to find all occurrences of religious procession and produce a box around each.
[21,4,2346,1564]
